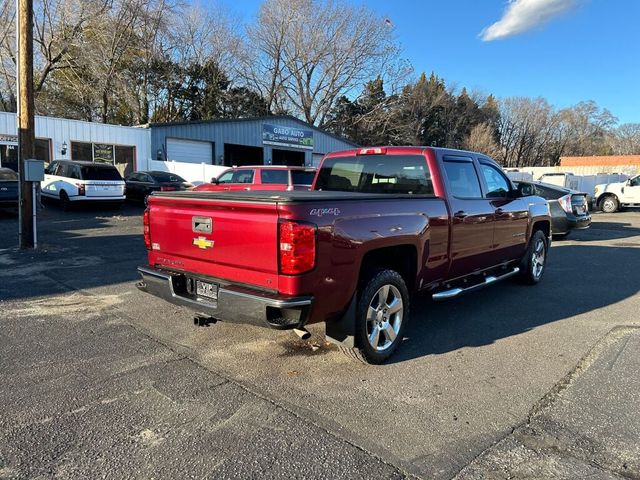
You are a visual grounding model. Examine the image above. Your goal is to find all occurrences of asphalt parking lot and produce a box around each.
[1,204,639,479]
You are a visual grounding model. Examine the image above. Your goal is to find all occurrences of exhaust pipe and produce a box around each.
[293,328,311,340]
[194,315,217,327]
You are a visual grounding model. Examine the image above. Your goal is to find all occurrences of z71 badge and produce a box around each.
[193,236,214,250]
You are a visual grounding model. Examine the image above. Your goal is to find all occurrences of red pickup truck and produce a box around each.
[137,147,551,363]
[193,166,316,192]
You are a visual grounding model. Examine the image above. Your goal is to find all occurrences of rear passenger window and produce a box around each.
[261,170,289,184]
[479,164,510,198]
[443,161,482,198]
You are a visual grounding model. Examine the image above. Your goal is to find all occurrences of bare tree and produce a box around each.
[244,0,401,126]
[497,97,557,167]
[0,0,17,110]
[464,122,500,159]
[611,123,640,155]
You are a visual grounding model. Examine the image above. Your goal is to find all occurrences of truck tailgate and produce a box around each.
[147,195,280,291]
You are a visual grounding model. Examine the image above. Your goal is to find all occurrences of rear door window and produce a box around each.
[80,166,123,181]
[535,185,565,200]
[260,169,289,185]
[315,155,433,194]
[443,159,482,198]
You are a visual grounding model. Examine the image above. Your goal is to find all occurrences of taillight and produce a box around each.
[279,221,316,275]
[160,185,176,191]
[357,147,387,155]
[558,194,572,213]
[143,208,151,250]
[75,183,85,196]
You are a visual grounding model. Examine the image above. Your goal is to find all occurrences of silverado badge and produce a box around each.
[192,236,214,250]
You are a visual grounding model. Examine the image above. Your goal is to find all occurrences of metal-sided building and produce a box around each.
[0,112,356,183]
[0,111,151,177]
[149,116,357,168]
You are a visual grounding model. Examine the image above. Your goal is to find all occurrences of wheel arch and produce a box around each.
[358,244,418,292]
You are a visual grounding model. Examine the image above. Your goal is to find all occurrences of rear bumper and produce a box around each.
[567,214,591,230]
[71,195,125,202]
[136,265,313,329]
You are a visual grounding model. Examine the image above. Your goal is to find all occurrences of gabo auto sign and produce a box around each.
[263,124,314,150]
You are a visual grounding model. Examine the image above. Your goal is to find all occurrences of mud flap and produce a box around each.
[325,294,357,348]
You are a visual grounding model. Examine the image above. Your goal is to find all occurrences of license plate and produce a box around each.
[101,186,113,191]
[196,280,218,300]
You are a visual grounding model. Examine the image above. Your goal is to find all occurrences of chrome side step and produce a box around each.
[432,267,520,301]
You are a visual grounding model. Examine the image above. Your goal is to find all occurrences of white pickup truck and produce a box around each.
[594,175,640,213]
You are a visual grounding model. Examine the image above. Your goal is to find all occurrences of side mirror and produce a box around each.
[210,177,219,185]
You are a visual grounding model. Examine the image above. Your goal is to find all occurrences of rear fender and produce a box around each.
[526,197,552,241]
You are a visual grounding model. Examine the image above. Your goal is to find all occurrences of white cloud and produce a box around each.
[480,0,580,41]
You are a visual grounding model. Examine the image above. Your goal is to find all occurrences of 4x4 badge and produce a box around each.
[193,236,214,250]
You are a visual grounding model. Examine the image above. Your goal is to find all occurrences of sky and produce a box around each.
[237,0,640,124]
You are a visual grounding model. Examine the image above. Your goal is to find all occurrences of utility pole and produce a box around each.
[17,0,35,249]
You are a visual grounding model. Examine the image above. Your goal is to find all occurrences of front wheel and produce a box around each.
[341,269,409,364]
[519,230,548,285]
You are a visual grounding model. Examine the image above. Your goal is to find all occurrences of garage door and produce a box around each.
[166,138,213,164]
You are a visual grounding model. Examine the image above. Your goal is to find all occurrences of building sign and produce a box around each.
[93,143,114,164]
[0,134,18,143]
[263,124,313,150]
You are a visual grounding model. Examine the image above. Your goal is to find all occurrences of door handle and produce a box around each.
[454,210,468,219]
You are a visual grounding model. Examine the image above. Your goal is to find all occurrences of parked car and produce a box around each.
[137,146,551,364]
[594,174,640,213]
[0,167,18,208]
[194,166,316,192]
[41,160,125,210]
[125,171,193,204]
[516,181,590,238]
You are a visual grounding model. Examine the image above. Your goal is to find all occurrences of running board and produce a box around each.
[432,267,520,301]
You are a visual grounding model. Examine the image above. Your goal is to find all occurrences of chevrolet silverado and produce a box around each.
[137,147,551,363]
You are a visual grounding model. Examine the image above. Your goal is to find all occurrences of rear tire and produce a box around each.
[519,230,548,285]
[340,269,409,364]
[59,190,71,211]
[600,195,619,213]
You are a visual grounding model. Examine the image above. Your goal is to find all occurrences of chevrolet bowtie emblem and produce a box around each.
[192,236,214,250]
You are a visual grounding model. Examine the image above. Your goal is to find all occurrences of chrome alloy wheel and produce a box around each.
[366,284,403,352]
[531,237,546,280]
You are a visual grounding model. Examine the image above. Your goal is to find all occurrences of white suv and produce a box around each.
[41,160,126,210]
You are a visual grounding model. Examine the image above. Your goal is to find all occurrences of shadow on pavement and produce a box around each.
[390,242,639,364]
[0,204,146,301]
[570,220,640,241]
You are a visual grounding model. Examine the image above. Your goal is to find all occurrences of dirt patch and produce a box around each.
[278,337,337,357]
[8,291,124,320]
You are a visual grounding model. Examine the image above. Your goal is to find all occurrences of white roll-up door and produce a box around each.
[166,138,213,164]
